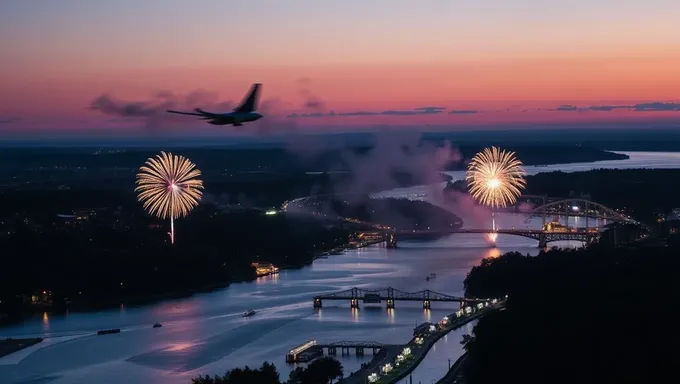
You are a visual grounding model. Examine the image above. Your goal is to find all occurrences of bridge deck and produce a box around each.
[316,296,464,302]
[313,287,485,303]
[316,342,396,349]
[393,228,597,235]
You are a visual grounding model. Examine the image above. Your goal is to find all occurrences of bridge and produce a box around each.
[285,194,644,247]
[392,227,601,248]
[313,287,488,309]
[523,198,640,226]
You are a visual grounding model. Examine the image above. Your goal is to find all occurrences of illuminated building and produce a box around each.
[252,262,279,277]
[543,220,570,232]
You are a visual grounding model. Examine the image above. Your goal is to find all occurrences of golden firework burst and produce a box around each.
[135,151,203,243]
[466,146,526,208]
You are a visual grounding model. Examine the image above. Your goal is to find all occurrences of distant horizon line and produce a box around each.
[1,127,680,148]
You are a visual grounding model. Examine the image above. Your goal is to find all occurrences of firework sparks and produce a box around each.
[466,146,526,209]
[135,151,204,243]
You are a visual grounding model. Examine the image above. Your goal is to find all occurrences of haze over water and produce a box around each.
[0,152,677,384]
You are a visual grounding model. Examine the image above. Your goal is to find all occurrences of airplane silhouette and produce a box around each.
[167,83,263,126]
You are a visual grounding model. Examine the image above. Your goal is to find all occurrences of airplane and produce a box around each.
[167,83,263,126]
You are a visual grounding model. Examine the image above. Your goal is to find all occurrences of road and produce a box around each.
[338,304,501,384]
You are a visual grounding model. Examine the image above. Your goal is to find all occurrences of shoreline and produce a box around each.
[0,338,43,359]
[339,305,499,384]
[435,352,468,384]
[384,309,492,384]
[0,239,385,329]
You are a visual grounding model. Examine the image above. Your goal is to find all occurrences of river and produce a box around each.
[1,151,678,384]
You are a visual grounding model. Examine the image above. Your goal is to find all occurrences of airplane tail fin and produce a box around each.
[233,83,261,113]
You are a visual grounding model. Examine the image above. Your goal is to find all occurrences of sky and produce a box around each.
[1,0,680,135]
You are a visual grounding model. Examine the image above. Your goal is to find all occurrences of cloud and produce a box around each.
[287,106,447,118]
[634,102,680,112]
[549,102,680,113]
[296,77,327,113]
[85,88,316,133]
[328,131,463,200]
[0,116,21,124]
[587,105,630,111]
[88,89,237,130]
[449,109,479,114]
[551,105,580,112]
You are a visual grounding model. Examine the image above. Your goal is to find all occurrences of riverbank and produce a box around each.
[1,237,387,327]
[338,304,501,384]
[435,353,467,384]
[383,308,495,384]
[0,338,42,358]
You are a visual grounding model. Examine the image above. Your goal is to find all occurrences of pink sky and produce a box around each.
[1,1,680,133]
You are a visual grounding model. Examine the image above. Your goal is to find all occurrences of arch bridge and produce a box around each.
[393,228,600,248]
[524,198,639,227]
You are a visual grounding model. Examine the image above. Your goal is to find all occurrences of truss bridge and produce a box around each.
[313,287,488,309]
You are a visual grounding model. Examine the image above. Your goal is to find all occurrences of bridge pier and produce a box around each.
[386,233,397,248]
[538,234,547,248]
[386,299,395,309]
[423,300,431,309]
[313,298,322,308]
[350,299,360,309]
[328,347,336,355]
[373,347,380,355]
[356,347,364,356]
[341,347,349,356]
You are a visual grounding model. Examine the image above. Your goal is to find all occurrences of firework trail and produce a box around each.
[135,151,204,244]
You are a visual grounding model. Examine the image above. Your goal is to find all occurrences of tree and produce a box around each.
[191,362,281,384]
[289,356,344,384]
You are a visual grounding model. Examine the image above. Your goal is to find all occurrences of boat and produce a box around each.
[153,322,162,328]
[426,273,437,281]
[97,328,121,335]
[243,309,256,317]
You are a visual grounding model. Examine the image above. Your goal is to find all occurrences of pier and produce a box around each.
[286,340,398,363]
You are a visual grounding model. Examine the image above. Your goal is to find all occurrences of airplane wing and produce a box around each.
[193,108,224,118]
[167,109,205,117]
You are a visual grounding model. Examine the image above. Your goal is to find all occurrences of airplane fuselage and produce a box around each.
[166,83,263,127]
[208,112,263,126]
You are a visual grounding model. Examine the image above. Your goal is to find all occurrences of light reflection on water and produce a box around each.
[0,152,676,384]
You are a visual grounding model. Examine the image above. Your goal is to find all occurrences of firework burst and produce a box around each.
[135,151,204,243]
[466,146,526,209]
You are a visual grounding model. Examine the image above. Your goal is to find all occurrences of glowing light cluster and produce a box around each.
[135,151,203,243]
[466,146,526,209]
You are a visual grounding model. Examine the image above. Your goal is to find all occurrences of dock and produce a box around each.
[286,340,398,363]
